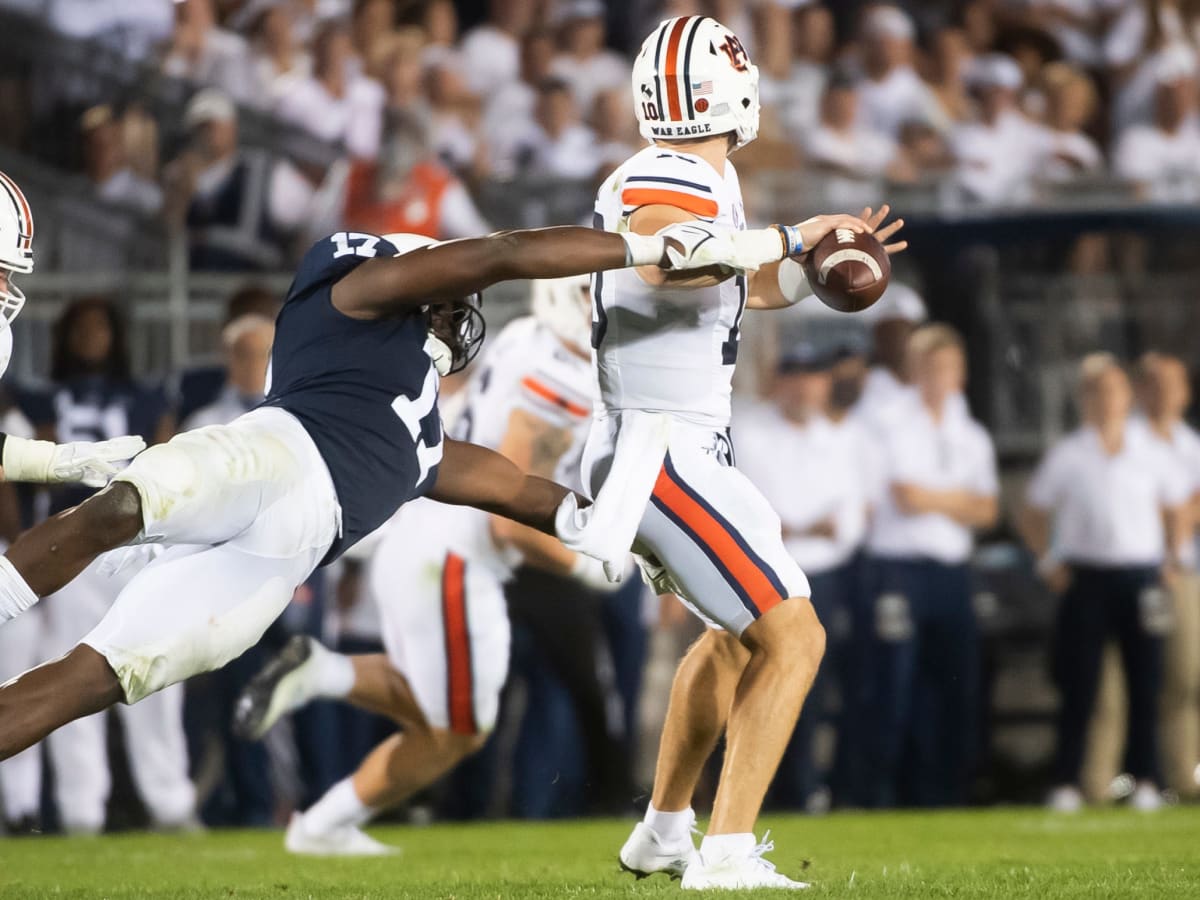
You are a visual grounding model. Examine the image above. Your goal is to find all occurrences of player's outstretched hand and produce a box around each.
[793,214,870,254]
[859,204,908,255]
[49,436,147,487]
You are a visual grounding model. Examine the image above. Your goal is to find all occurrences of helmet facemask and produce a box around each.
[425,293,486,375]
[0,268,25,331]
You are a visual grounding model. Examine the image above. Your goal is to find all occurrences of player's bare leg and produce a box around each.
[709,597,825,834]
[649,629,747,812]
[0,645,123,759]
[5,483,142,597]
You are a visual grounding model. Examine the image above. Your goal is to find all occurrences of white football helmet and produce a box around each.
[531,273,591,353]
[0,171,33,336]
[632,16,760,150]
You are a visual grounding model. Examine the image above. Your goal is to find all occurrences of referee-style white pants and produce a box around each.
[40,555,195,833]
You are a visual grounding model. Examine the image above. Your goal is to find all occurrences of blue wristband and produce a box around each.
[776,224,803,257]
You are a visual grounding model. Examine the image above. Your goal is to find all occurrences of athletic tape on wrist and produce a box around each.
[621,233,667,267]
[775,224,803,257]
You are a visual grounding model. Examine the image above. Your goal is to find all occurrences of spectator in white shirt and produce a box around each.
[275,21,384,159]
[1021,354,1189,813]
[484,28,557,179]
[951,53,1042,205]
[237,0,312,113]
[759,1,834,142]
[160,0,248,101]
[805,73,899,180]
[857,4,947,138]
[737,341,877,811]
[184,314,276,431]
[864,323,999,808]
[1134,353,1200,800]
[855,281,927,433]
[1113,50,1200,202]
[80,105,162,217]
[510,79,602,181]
[549,0,628,114]
[1032,62,1103,184]
[927,26,974,124]
[458,0,536,97]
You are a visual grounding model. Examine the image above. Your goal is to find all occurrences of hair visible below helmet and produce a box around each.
[531,273,591,353]
[0,171,33,330]
[381,231,486,374]
[632,16,760,150]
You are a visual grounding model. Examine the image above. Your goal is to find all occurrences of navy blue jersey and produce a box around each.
[262,232,442,563]
[24,376,168,515]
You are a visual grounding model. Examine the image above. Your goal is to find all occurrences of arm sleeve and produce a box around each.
[619,152,723,222]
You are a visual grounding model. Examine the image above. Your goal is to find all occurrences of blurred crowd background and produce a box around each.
[0,0,1199,834]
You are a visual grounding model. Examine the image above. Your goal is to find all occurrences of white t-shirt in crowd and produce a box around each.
[275,73,385,159]
[858,65,946,137]
[736,403,877,573]
[854,366,916,434]
[514,124,601,180]
[161,27,249,98]
[95,168,163,217]
[1113,122,1200,202]
[458,24,519,96]
[550,50,629,113]
[1027,421,1191,567]
[44,0,173,59]
[1034,127,1104,182]
[805,122,897,178]
[868,392,998,565]
[760,62,827,143]
[951,109,1044,205]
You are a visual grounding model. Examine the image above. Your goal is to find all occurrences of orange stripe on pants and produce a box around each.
[442,552,475,735]
[652,465,784,616]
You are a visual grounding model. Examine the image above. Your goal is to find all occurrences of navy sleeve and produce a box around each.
[288,233,401,303]
[15,386,55,429]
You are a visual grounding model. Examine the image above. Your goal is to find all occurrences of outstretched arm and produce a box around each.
[427,437,576,535]
[333,227,671,320]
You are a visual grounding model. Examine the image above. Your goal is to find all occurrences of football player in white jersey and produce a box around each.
[0,170,145,485]
[230,274,622,856]
[599,17,906,890]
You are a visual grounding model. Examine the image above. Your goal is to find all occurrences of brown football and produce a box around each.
[801,228,891,313]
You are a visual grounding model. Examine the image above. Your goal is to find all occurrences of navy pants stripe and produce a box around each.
[1051,564,1165,786]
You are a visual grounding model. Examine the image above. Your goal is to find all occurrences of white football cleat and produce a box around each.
[681,832,810,891]
[1046,785,1084,814]
[234,636,319,740]
[619,821,698,880]
[284,813,398,857]
[1130,782,1163,812]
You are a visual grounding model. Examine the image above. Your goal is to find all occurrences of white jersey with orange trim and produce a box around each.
[592,144,748,429]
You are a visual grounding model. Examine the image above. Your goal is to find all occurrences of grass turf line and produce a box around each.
[2,807,1200,898]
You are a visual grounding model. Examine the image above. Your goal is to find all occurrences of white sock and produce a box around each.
[700,833,756,863]
[0,556,38,624]
[300,777,373,834]
[307,640,356,699]
[645,803,694,843]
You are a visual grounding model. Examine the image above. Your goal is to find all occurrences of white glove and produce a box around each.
[570,553,630,593]
[1,435,146,488]
[657,222,788,273]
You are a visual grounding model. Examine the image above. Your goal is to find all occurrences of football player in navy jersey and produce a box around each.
[0,172,146,487]
[0,218,805,761]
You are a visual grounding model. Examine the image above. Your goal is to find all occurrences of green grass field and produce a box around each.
[2,807,1200,899]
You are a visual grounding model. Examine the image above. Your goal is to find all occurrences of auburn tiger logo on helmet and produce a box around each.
[631,17,761,150]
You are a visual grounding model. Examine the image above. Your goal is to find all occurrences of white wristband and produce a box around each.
[729,228,788,271]
[777,257,812,306]
[0,436,55,483]
[620,232,666,267]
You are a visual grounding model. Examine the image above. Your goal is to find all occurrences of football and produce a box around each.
[801,228,891,313]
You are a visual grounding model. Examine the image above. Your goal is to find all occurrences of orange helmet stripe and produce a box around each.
[662,16,691,121]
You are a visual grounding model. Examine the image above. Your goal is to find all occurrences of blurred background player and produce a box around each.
[1022,354,1188,812]
[596,15,904,891]
[735,341,876,813]
[1134,354,1200,800]
[17,298,193,834]
[862,324,998,808]
[231,273,630,855]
